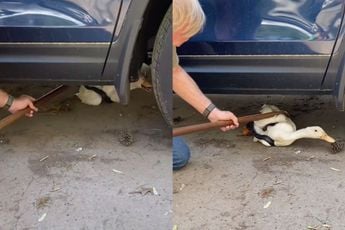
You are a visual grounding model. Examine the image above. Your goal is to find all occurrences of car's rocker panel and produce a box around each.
[178,0,345,108]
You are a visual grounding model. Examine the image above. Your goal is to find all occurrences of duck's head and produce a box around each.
[305,126,336,143]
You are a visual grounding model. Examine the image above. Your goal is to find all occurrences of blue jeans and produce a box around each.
[173,137,191,170]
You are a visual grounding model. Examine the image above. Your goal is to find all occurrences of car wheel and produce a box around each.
[151,6,172,126]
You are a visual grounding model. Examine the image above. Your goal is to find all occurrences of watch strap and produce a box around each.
[4,95,14,110]
[202,103,216,118]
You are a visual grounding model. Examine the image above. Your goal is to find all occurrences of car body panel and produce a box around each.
[178,0,345,94]
[322,4,345,110]
[180,55,332,94]
[0,0,133,83]
[0,0,171,105]
[179,0,344,55]
[0,0,128,42]
[0,43,110,83]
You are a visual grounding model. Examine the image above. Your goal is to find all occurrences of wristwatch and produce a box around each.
[202,103,216,118]
[3,95,14,110]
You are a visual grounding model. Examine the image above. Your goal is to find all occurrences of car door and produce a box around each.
[178,0,345,94]
[0,0,127,83]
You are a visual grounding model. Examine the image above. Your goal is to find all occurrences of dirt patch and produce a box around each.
[39,98,74,114]
[259,187,275,199]
[103,128,170,146]
[99,157,126,164]
[139,104,158,116]
[102,129,121,136]
[0,134,10,145]
[203,163,213,170]
[220,211,231,217]
[36,196,51,209]
[28,152,91,176]
[118,130,135,146]
[194,138,236,149]
[290,96,327,116]
[252,154,339,173]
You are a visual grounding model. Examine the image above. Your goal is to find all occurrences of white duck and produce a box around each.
[76,63,152,106]
[247,104,335,147]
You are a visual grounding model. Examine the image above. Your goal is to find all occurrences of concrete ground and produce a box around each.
[173,95,345,230]
[0,86,171,230]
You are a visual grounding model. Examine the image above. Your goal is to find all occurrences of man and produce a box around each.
[0,90,38,117]
[173,0,239,170]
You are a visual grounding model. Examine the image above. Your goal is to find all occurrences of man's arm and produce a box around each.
[173,65,239,131]
[173,66,211,114]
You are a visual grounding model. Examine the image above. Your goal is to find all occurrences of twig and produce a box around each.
[112,169,124,174]
[88,154,97,160]
[263,157,271,161]
[50,187,62,192]
[39,156,49,162]
[330,167,341,172]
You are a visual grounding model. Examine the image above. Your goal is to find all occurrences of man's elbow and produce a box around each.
[173,65,183,77]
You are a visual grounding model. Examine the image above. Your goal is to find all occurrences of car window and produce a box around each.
[255,23,311,40]
[0,14,81,27]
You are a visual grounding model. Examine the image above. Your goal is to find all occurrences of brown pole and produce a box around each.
[173,111,286,137]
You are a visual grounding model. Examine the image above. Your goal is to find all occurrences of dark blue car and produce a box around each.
[0,0,172,123]
[178,0,345,111]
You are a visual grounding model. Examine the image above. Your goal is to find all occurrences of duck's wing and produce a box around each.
[254,114,288,129]
[251,121,296,147]
[264,122,297,146]
[285,117,297,130]
[76,85,102,106]
[260,104,281,113]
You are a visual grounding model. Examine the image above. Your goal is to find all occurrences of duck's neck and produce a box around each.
[290,128,313,140]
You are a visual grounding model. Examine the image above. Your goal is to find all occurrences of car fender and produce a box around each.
[322,5,345,111]
[101,0,144,105]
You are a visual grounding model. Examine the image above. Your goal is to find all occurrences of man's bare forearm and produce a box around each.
[173,66,211,114]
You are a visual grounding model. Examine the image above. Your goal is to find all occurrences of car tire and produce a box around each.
[151,6,172,126]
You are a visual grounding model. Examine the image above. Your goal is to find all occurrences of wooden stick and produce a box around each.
[173,111,286,137]
[0,85,69,130]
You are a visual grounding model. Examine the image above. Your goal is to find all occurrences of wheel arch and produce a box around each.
[128,0,171,83]
[102,0,171,105]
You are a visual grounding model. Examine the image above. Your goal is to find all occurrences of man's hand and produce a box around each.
[8,95,38,117]
[208,108,239,132]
